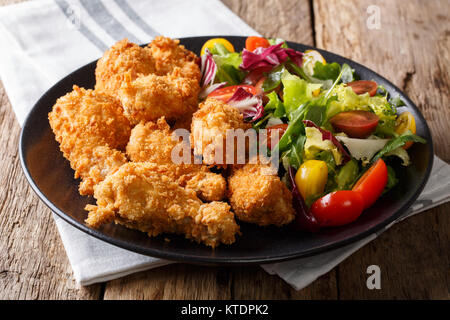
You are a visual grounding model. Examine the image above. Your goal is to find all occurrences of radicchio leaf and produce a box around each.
[240,43,303,71]
[199,49,225,98]
[288,166,321,232]
[303,120,351,164]
[227,87,264,122]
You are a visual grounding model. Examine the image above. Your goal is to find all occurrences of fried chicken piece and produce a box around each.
[126,118,226,201]
[48,86,131,195]
[191,98,252,166]
[228,160,295,227]
[85,162,239,247]
[95,39,156,99]
[148,36,201,81]
[118,72,199,125]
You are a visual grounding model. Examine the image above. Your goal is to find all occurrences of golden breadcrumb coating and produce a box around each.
[147,36,201,81]
[119,73,199,125]
[48,86,131,195]
[126,118,227,201]
[85,162,239,247]
[191,98,252,166]
[95,39,156,99]
[228,160,295,227]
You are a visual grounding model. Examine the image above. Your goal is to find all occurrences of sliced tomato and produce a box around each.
[265,124,288,149]
[329,110,379,138]
[347,80,378,96]
[245,36,270,52]
[207,85,257,102]
[311,191,364,227]
[352,158,388,209]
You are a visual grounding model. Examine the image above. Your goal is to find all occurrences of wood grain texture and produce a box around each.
[314,0,450,299]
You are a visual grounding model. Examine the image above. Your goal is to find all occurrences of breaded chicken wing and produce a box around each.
[119,73,199,125]
[148,36,201,81]
[228,160,295,227]
[85,162,239,247]
[126,118,226,201]
[191,98,251,166]
[48,86,131,195]
[95,39,155,99]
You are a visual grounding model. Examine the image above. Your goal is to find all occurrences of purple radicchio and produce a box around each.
[240,42,303,71]
[226,87,264,122]
[199,49,226,98]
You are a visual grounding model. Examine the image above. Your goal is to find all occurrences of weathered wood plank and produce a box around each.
[314,0,450,299]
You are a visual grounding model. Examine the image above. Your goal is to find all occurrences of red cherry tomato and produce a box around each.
[352,159,388,209]
[245,36,270,52]
[311,191,364,227]
[265,124,288,149]
[347,80,378,96]
[329,110,379,138]
[207,85,257,102]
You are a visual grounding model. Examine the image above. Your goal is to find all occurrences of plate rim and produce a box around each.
[18,35,434,265]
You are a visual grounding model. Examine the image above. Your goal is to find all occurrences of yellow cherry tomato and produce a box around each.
[201,38,235,56]
[395,111,416,149]
[295,160,328,201]
[302,50,326,76]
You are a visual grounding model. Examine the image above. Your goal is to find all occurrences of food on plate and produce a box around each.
[119,72,200,125]
[126,117,226,201]
[48,86,131,195]
[48,35,427,248]
[228,159,295,226]
[190,97,251,166]
[85,162,239,248]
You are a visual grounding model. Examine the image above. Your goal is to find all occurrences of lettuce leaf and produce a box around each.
[281,72,322,116]
[312,62,341,81]
[213,52,245,85]
[264,91,286,118]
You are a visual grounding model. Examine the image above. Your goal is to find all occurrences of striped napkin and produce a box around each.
[1,0,449,289]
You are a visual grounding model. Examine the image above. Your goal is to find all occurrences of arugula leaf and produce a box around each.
[288,135,306,170]
[372,131,426,163]
[274,102,310,153]
[263,65,285,92]
[335,158,359,190]
[389,96,406,108]
[312,62,341,81]
[383,165,399,194]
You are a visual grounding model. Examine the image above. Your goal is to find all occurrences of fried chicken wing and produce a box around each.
[126,118,226,201]
[85,162,239,247]
[48,86,131,195]
[118,72,199,125]
[228,160,295,227]
[95,39,156,99]
[190,98,251,166]
[148,36,201,81]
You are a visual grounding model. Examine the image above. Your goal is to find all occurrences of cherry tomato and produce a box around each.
[207,85,257,102]
[265,124,288,149]
[311,191,364,227]
[201,38,235,56]
[395,111,416,149]
[347,80,378,96]
[329,110,379,138]
[245,36,270,52]
[352,159,388,209]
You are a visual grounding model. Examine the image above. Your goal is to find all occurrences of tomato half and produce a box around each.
[329,110,379,138]
[310,191,364,227]
[265,124,288,149]
[207,85,257,102]
[245,36,270,52]
[347,80,378,96]
[352,158,388,209]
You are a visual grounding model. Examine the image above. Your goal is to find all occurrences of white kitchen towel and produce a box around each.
[1,0,449,289]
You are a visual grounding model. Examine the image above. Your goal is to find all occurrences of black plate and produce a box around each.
[19,36,433,264]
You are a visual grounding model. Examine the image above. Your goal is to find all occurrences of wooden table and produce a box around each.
[0,0,448,300]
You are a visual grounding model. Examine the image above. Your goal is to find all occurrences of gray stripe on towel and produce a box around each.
[113,0,159,38]
[79,0,140,43]
[55,0,108,52]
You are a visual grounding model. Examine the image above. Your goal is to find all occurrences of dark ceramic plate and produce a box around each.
[19,36,433,264]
